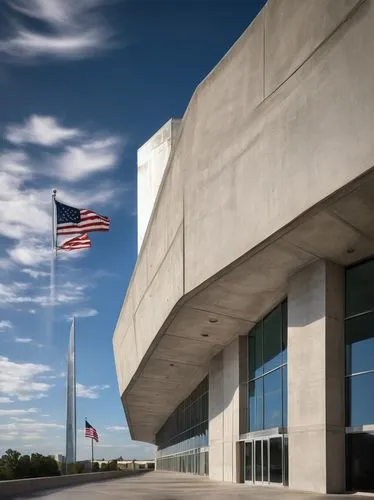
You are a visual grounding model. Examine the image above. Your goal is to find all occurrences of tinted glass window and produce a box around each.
[248,378,263,432]
[346,260,374,318]
[263,306,282,373]
[347,372,374,426]
[264,368,282,429]
[346,312,374,375]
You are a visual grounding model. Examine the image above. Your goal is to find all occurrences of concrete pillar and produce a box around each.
[208,337,240,482]
[288,259,345,493]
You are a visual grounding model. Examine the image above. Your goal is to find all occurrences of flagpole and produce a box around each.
[91,437,94,472]
[51,189,57,256]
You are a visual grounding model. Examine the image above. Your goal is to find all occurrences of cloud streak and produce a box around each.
[0,0,118,61]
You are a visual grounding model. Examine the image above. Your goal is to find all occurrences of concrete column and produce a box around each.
[288,259,345,493]
[209,337,240,482]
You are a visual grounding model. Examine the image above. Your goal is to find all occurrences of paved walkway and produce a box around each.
[16,472,369,499]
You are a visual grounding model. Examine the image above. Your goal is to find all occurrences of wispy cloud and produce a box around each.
[53,137,122,181]
[22,268,49,279]
[15,337,33,343]
[0,320,13,331]
[68,308,98,320]
[76,383,110,399]
[0,0,118,61]
[5,115,80,146]
[0,396,14,403]
[0,407,38,416]
[0,356,52,402]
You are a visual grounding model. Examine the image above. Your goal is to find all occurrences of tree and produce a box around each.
[0,449,21,479]
[15,455,32,479]
[92,462,100,472]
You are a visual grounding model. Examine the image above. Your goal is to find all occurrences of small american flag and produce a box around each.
[56,200,110,235]
[85,420,99,442]
[58,233,91,251]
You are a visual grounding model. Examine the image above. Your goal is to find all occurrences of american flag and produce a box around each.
[85,420,99,442]
[58,234,91,251]
[55,200,110,235]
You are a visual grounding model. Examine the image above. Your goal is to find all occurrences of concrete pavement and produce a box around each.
[12,472,370,500]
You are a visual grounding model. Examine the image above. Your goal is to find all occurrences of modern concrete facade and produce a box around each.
[137,119,181,251]
[114,0,374,493]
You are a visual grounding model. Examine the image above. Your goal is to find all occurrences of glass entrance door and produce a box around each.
[244,435,288,486]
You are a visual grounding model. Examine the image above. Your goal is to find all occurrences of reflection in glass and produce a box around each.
[264,369,282,429]
[245,442,252,482]
[249,325,263,380]
[347,433,374,491]
[346,312,374,376]
[282,301,288,364]
[270,437,282,483]
[249,378,263,431]
[263,306,282,373]
[282,366,288,427]
[346,260,374,318]
[255,441,262,482]
[347,372,374,426]
[263,440,268,483]
[283,436,289,486]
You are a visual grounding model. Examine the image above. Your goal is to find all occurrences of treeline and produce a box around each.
[0,449,60,481]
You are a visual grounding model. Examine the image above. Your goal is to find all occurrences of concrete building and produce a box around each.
[113,0,374,493]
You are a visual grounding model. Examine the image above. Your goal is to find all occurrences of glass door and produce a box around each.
[244,442,253,482]
[255,440,262,483]
[269,437,283,484]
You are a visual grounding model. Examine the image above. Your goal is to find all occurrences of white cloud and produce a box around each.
[22,268,49,279]
[15,337,33,343]
[29,309,36,314]
[0,397,14,403]
[53,137,122,181]
[68,308,98,319]
[0,320,13,331]
[5,115,80,146]
[0,408,38,416]
[76,383,110,399]
[0,356,52,402]
[0,0,117,61]
[105,426,128,432]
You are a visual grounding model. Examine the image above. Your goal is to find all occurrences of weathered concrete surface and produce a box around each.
[113,0,374,445]
[0,471,143,499]
[13,472,371,499]
[288,261,345,493]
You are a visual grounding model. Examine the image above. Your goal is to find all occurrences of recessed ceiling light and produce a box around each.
[201,333,209,337]
[347,248,355,254]
[169,363,174,367]
[209,318,218,324]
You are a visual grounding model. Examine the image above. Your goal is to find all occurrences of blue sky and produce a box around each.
[0,0,266,460]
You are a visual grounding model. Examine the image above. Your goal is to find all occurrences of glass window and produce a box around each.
[346,433,374,491]
[263,440,268,483]
[346,312,374,375]
[346,261,374,318]
[248,378,263,432]
[249,324,263,380]
[347,372,374,426]
[264,368,282,429]
[282,301,288,364]
[270,437,282,483]
[282,366,288,427]
[255,441,262,482]
[263,306,282,373]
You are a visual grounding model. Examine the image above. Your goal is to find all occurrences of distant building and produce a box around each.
[95,459,155,471]
[54,454,65,471]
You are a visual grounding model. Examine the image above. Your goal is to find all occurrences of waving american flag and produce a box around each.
[55,200,110,235]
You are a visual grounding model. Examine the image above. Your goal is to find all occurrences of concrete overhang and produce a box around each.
[119,170,374,443]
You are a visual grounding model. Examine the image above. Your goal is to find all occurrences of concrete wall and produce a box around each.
[114,0,374,445]
[288,260,345,493]
[0,470,147,499]
[137,119,181,251]
[209,338,240,482]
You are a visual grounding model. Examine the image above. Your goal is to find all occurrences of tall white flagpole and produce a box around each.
[65,317,76,472]
[52,189,57,256]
